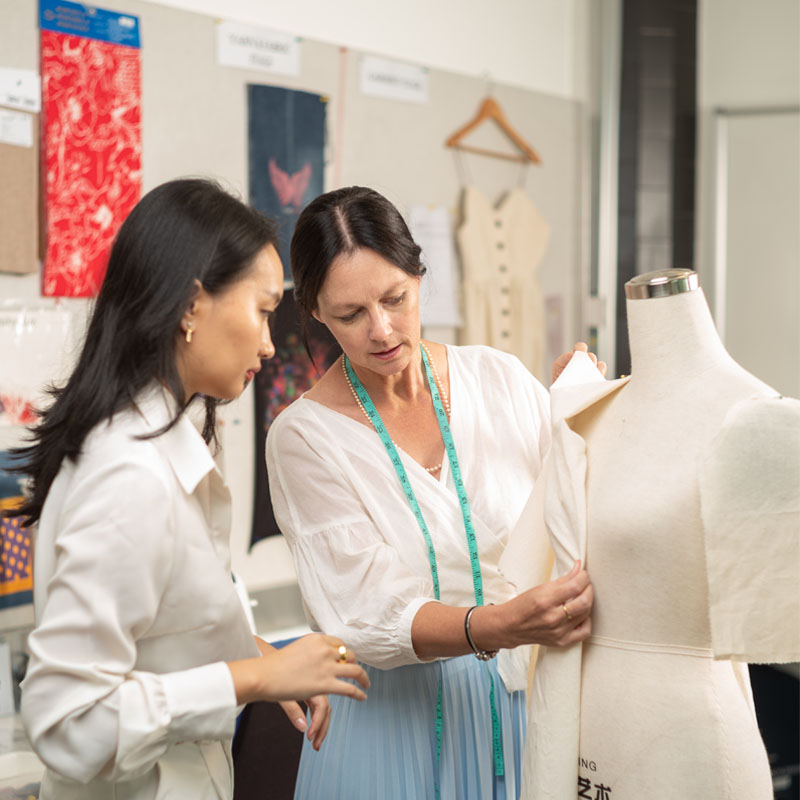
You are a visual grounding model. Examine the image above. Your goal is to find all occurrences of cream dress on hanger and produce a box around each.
[457,187,550,381]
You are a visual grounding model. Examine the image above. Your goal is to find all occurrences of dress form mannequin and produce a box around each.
[568,270,774,797]
[516,269,799,799]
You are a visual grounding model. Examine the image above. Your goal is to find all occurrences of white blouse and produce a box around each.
[22,387,259,800]
[266,345,550,670]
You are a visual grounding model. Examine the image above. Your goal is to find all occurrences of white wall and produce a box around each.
[0,0,595,598]
[0,0,594,341]
[695,0,800,394]
[0,0,594,339]
[696,0,800,293]
[698,0,800,108]
[144,0,591,100]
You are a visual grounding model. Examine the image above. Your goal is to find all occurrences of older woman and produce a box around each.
[266,186,599,799]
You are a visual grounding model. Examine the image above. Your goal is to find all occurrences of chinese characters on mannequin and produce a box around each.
[507,269,799,798]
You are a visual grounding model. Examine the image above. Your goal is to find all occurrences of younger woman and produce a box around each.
[14,179,369,800]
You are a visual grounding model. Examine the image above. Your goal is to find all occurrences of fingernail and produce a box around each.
[295,717,307,731]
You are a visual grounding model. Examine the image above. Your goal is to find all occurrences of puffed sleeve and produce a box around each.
[21,454,238,783]
[266,414,437,670]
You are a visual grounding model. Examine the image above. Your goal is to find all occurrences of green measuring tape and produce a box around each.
[343,346,505,796]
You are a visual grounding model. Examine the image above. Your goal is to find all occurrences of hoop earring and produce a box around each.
[185,323,194,344]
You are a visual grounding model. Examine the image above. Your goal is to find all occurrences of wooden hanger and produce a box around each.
[446,96,541,164]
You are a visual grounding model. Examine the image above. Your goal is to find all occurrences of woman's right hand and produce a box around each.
[506,560,593,648]
[228,633,370,707]
[469,560,593,651]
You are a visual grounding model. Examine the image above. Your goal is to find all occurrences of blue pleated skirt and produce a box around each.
[294,654,526,800]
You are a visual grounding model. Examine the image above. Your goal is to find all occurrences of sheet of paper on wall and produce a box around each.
[360,56,429,104]
[0,67,41,113]
[0,108,33,148]
[409,205,462,327]
[216,20,300,76]
[0,109,39,275]
[0,641,13,716]
[40,0,142,297]
[0,307,75,426]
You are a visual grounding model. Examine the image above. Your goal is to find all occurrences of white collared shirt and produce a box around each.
[22,386,259,800]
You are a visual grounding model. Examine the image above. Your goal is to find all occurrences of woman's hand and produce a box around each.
[228,634,369,729]
[470,561,593,651]
[552,342,607,384]
[507,560,593,648]
[278,695,330,751]
[253,637,333,751]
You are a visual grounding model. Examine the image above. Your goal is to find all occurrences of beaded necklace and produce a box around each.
[342,341,450,473]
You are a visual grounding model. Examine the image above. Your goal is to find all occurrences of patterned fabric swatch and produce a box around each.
[40,1,141,297]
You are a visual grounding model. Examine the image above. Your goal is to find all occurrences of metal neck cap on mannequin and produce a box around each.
[625,269,698,300]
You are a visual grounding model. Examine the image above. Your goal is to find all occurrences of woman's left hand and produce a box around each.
[552,342,607,383]
[256,636,332,750]
[279,695,331,750]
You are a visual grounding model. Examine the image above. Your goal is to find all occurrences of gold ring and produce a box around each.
[562,603,573,621]
[337,645,348,663]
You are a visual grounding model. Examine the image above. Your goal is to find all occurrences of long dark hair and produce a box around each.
[11,178,278,527]
[290,186,426,352]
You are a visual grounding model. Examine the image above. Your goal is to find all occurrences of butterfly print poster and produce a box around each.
[248,85,329,544]
[247,84,326,282]
[40,0,142,297]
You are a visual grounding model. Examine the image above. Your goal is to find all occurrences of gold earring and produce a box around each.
[185,323,194,344]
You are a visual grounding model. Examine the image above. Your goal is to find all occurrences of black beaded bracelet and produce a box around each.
[464,605,498,661]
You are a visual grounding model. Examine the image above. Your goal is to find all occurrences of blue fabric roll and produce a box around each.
[294,654,526,800]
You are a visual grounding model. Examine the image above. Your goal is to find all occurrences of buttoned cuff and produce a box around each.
[161,661,239,743]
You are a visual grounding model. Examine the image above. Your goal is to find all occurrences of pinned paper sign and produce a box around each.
[216,20,300,76]
[409,205,462,328]
[0,110,33,149]
[0,68,41,113]
[360,56,428,104]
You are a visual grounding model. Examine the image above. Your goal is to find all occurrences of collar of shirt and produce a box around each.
[133,385,217,495]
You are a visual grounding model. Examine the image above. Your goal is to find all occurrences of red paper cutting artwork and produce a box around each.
[41,30,142,297]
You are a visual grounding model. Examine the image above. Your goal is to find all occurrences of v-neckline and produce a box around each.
[301,345,457,486]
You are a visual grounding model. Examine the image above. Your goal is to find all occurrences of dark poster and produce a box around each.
[247,84,326,281]
[248,85,332,545]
